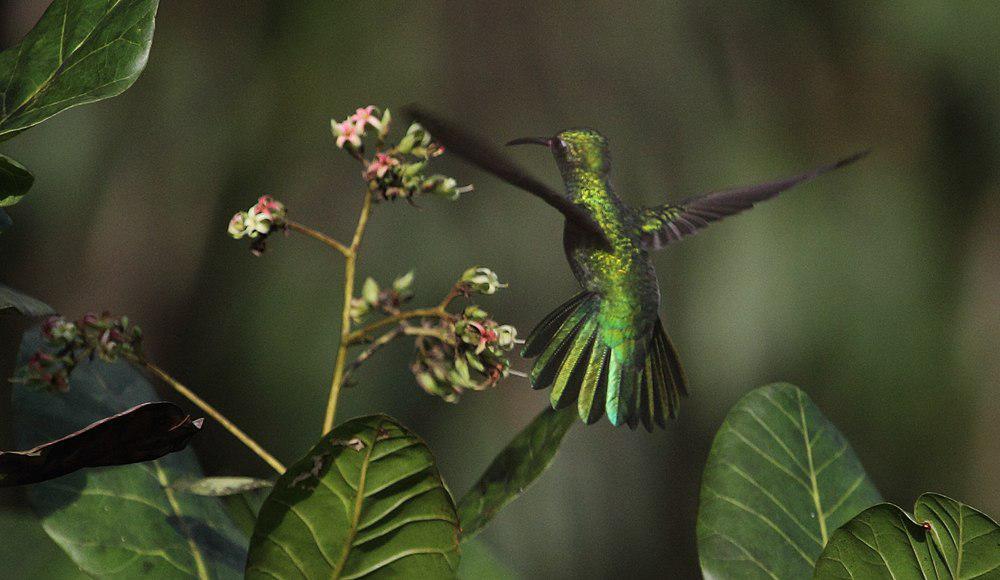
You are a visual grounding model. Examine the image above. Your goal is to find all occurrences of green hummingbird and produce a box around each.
[407,107,866,431]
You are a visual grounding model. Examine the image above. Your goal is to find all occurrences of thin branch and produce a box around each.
[285,220,351,257]
[143,361,286,474]
[345,306,451,345]
[323,189,374,434]
[339,326,404,388]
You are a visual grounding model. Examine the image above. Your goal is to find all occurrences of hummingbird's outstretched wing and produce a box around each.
[404,106,610,244]
[638,150,869,250]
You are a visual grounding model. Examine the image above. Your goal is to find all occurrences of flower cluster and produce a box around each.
[22,313,143,392]
[228,195,287,255]
[390,268,518,402]
[331,105,471,202]
[350,271,415,323]
[411,305,518,403]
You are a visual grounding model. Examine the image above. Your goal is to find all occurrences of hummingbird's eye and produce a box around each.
[553,139,568,153]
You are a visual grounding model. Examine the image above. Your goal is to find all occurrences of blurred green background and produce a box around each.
[1,1,998,578]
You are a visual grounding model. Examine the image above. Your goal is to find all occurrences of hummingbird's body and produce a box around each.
[521,129,684,429]
[407,107,865,431]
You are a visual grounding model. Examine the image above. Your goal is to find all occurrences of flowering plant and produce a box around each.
[10,105,578,579]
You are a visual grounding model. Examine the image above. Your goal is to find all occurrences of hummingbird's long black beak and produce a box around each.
[505,136,552,148]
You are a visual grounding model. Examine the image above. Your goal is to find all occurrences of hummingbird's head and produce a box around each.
[507,128,611,176]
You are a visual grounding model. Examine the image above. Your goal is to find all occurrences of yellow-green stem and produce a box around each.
[286,220,351,257]
[144,362,286,474]
[323,189,374,434]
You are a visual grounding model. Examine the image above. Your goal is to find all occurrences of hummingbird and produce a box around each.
[407,107,866,431]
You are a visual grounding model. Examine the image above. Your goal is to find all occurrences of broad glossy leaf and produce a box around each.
[697,383,882,579]
[14,328,248,578]
[458,405,576,541]
[815,493,1000,579]
[0,153,34,206]
[0,283,54,316]
[0,401,200,486]
[0,0,159,139]
[246,415,461,579]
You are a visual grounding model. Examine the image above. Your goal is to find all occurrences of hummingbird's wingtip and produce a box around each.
[836,148,872,168]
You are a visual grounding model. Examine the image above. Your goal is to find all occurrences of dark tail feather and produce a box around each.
[521,292,594,358]
[645,318,688,429]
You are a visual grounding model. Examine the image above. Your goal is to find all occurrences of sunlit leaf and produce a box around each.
[173,476,273,497]
[697,383,882,579]
[246,415,461,579]
[0,283,54,316]
[174,477,274,538]
[458,405,576,541]
[0,0,159,139]
[0,401,200,487]
[13,328,248,578]
[815,493,1000,579]
[0,153,33,206]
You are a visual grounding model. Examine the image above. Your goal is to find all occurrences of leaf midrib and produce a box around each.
[798,389,829,545]
[331,422,379,579]
[154,460,210,579]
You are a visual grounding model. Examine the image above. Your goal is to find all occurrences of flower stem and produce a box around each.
[286,220,351,257]
[323,189,374,434]
[345,287,461,346]
[143,361,286,474]
[345,307,450,345]
[339,326,404,388]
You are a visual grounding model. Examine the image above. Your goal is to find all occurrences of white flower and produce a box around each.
[460,267,507,295]
[244,207,272,238]
[228,212,249,238]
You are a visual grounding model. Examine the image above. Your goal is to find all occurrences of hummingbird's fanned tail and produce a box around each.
[522,294,688,431]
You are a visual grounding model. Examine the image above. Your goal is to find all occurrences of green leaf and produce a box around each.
[246,415,461,579]
[0,283,54,316]
[0,153,34,206]
[814,493,1000,579]
[0,0,159,139]
[458,405,576,541]
[456,539,518,579]
[697,383,882,579]
[1,401,201,487]
[13,328,248,578]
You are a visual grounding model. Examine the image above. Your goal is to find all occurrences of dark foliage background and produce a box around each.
[1,1,997,577]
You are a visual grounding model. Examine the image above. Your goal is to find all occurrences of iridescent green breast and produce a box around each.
[562,170,659,320]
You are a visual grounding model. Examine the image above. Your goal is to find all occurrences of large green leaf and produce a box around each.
[0,283,54,316]
[697,383,882,579]
[13,328,248,578]
[0,0,159,139]
[814,493,1000,579]
[246,415,461,579]
[0,153,34,206]
[458,405,576,541]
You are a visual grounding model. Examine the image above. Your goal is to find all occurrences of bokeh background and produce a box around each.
[1,1,998,578]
